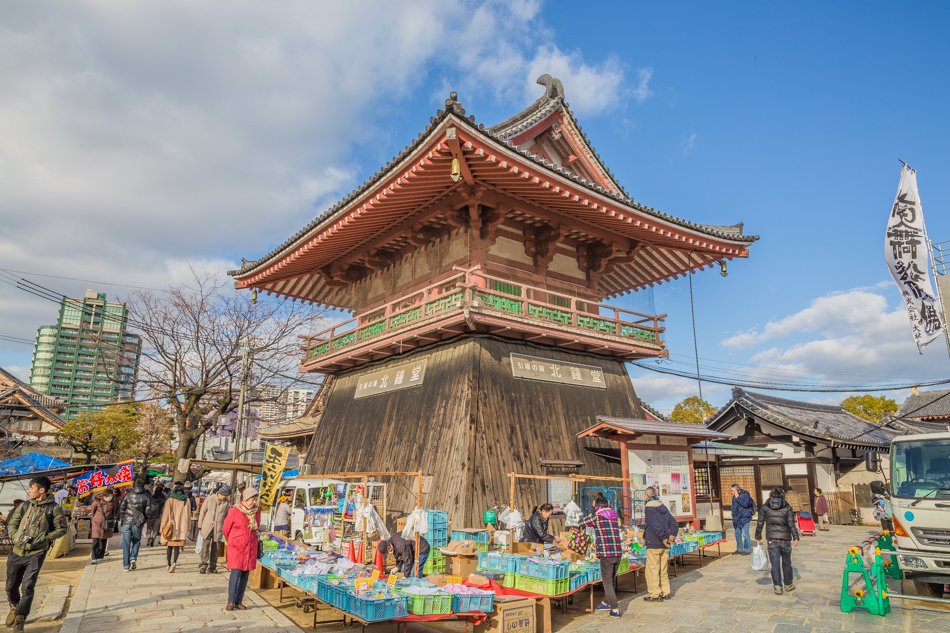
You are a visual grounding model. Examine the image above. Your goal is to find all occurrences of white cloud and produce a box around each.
[0,1,654,370]
[629,371,731,412]
[721,286,947,384]
[684,132,697,155]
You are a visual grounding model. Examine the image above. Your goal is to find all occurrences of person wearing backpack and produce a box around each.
[4,476,67,632]
[642,486,679,602]
[118,478,156,572]
[730,483,756,554]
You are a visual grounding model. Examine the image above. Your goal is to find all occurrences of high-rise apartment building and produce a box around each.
[285,388,316,419]
[253,384,316,423]
[29,290,141,419]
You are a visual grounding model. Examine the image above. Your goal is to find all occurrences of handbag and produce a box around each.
[161,521,175,540]
[104,518,116,532]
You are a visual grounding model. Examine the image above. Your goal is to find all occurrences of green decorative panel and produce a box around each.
[576,315,616,334]
[477,293,523,315]
[425,292,464,316]
[389,306,423,329]
[619,325,658,342]
[358,321,387,340]
[526,304,572,325]
[331,332,356,350]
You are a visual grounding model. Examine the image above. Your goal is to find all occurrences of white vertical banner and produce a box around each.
[884,165,945,352]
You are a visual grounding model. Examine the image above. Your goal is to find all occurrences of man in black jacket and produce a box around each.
[5,476,67,632]
[118,478,156,572]
[642,486,679,602]
[755,487,800,595]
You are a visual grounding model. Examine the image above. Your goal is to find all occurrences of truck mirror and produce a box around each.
[865,452,880,473]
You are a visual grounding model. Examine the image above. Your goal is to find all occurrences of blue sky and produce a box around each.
[1,1,948,412]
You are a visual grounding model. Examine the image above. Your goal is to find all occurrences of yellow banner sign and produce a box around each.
[259,444,290,510]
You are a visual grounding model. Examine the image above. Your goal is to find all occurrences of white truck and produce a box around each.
[883,430,950,599]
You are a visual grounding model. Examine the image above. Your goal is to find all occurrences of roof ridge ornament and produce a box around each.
[536,74,564,100]
[445,91,465,116]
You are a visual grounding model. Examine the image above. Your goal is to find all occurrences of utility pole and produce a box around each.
[230,340,253,492]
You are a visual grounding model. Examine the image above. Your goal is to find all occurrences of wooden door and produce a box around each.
[786,476,811,513]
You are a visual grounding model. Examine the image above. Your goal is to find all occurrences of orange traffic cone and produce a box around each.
[355,540,364,564]
[347,540,357,563]
[374,547,385,573]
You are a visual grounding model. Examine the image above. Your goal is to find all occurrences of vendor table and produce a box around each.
[486,564,641,633]
[670,539,725,577]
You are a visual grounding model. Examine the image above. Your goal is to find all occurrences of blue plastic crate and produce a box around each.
[452,592,494,613]
[426,510,449,528]
[348,595,408,622]
[515,558,570,581]
[428,527,449,546]
[569,572,590,592]
[477,551,517,574]
[451,530,490,544]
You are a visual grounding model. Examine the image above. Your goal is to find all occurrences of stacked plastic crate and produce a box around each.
[424,510,449,573]
[513,557,571,595]
[476,551,518,587]
[450,529,490,552]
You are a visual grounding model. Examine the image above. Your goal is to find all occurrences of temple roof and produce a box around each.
[0,367,66,430]
[231,76,757,305]
[706,387,900,449]
[897,389,950,421]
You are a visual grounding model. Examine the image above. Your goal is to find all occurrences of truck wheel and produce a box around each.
[913,580,946,598]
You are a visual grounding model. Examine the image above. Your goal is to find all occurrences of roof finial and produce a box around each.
[444,91,465,115]
[536,74,564,100]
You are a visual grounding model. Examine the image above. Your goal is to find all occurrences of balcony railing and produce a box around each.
[301,267,665,365]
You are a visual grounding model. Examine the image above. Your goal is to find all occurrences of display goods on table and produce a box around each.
[259,532,494,624]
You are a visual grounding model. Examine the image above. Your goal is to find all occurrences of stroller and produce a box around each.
[796,511,816,536]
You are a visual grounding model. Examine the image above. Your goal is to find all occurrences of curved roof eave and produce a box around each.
[231,92,757,281]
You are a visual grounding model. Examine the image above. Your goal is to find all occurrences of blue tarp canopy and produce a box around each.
[252,469,299,482]
[0,453,71,477]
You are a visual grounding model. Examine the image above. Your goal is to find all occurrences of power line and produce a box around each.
[0,267,166,291]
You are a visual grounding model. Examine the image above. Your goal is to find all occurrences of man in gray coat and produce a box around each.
[196,486,231,574]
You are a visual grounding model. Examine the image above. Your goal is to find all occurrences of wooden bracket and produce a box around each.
[446,127,475,185]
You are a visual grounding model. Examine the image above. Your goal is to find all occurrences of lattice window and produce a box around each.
[720,466,755,504]
[695,464,719,499]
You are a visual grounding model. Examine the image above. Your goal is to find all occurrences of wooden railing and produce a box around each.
[300,267,665,361]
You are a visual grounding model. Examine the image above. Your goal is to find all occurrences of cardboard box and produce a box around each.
[445,553,479,578]
[441,540,477,555]
[475,597,536,633]
[396,517,407,533]
[512,541,543,556]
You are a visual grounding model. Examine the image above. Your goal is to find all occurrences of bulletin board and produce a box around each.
[627,447,694,519]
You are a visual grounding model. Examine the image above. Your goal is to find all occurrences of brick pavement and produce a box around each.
[61,543,302,633]
[558,525,949,633]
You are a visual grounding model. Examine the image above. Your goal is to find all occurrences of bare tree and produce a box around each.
[129,272,319,465]
[135,403,175,467]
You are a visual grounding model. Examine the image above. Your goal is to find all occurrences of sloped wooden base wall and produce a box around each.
[305,335,643,526]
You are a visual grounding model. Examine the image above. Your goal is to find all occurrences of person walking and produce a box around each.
[642,486,679,603]
[871,483,893,532]
[89,488,118,564]
[272,492,292,538]
[813,489,830,531]
[521,504,555,545]
[117,479,155,572]
[145,482,167,547]
[4,476,67,632]
[160,483,191,572]
[578,497,623,618]
[755,488,800,595]
[730,483,756,554]
[222,487,261,611]
[197,485,231,574]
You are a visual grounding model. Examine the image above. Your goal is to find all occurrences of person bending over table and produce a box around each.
[378,533,429,578]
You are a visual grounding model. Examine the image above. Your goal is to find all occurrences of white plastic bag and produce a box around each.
[751,543,768,571]
[194,532,203,554]
[563,501,583,527]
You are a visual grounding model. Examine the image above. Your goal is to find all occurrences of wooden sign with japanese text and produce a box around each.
[354,359,427,399]
[509,353,606,389]
[259,444,290,510]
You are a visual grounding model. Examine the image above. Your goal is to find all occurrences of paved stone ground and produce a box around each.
[61,543,302,633]
[557,525,949,633]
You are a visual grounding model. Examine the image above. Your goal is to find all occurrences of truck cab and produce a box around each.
[888,431,950,598]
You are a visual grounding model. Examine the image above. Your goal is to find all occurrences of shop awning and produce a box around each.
[578,416,731,443]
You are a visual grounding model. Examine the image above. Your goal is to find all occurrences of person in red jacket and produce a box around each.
[222,487,260,611]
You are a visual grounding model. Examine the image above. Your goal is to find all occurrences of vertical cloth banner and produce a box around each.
[885,165,945,352]
[72,460,136,498]
[258,444,290,510]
